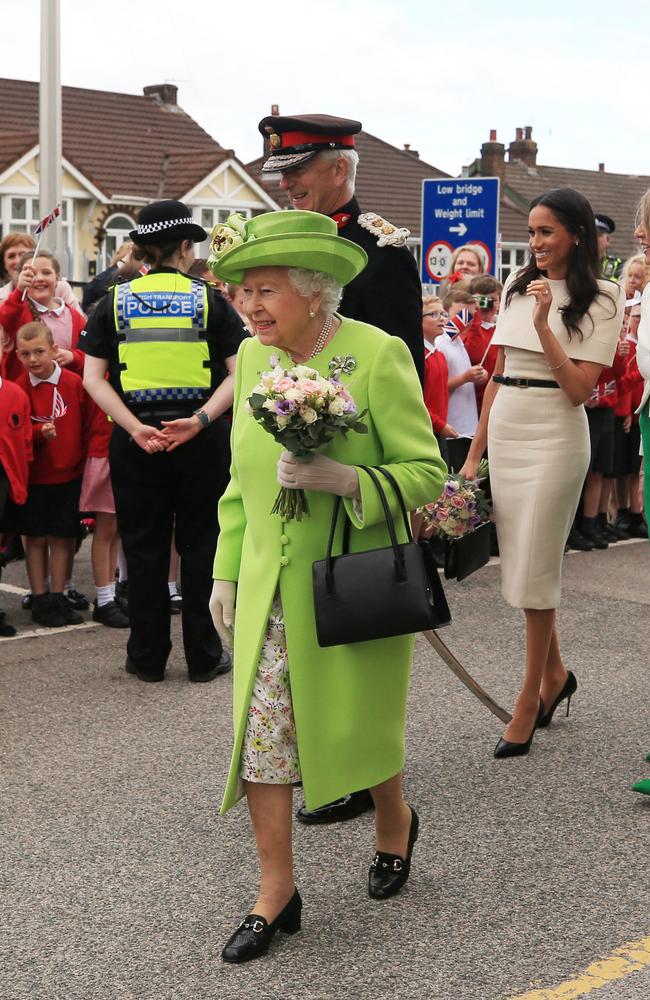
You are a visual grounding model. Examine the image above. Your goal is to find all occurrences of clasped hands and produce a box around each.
[277,451,360,498]
[133,416,202,454]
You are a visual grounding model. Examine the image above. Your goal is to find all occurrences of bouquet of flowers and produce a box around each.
[246,357,367,520]
[420,459,491,539]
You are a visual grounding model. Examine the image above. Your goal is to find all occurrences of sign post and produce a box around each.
[421,177,500,284]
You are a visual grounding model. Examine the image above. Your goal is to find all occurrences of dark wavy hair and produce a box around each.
[506,187,616,339]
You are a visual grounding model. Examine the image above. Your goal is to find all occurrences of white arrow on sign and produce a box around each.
[449,222,468,236]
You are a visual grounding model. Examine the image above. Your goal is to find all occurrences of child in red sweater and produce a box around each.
[0,250,86,383]
[0,340,32,635]
[15,321,88,628]
[422,295,459,462]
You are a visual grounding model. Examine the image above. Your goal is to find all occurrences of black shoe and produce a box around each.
[93,600,130,628]
[22,592,33,610]
[296,788,374,825]
[598,523,620,542]
[188,649,232,683]
[537,671,578,728]
[115,580,129,612]
[566,529,594,552]
[222,889,302,964]
[31,593,67,628]
[368,806,419,900]
[170,592,182,615]
[0,611,17,637]
[125,656,165,683]
[51,592,84,625]
[64,587,90,611]
[494,701,545,759]
[627,521,648,539]
[580,527,608,550]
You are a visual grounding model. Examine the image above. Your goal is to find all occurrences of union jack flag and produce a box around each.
[34,205,61,237]
[31,387,67,422]
[444,308,472,338]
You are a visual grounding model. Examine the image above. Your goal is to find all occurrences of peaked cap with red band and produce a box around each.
[258,114,362,172]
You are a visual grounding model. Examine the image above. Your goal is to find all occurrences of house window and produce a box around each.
[499,244,528,283]
[0,196,73,252]
[103,213,135,262]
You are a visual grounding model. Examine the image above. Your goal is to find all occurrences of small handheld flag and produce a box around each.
[34,204,61,237]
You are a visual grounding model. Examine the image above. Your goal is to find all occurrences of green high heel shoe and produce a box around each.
[632,779,650,796]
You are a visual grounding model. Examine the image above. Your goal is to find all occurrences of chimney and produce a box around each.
[599,162,605,172]
[479,129,505,181]
[143,83,178,105]
[403,143,420,158]
[508,125,537,167]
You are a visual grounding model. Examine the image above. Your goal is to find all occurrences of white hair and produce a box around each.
[287,267,343,314]
[319,147,359,188]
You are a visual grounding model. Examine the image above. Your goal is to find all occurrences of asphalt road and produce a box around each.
[1,539,648,1000]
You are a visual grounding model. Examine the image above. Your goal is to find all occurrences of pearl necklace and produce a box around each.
[307,313,333,360]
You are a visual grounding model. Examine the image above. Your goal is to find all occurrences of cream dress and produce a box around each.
[489,275,624,610]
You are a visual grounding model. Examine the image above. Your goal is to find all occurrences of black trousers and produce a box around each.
[110,419,231,677]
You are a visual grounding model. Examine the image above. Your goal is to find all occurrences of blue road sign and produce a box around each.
[421,177,500,283]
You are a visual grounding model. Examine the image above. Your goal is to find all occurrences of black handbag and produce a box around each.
[312,465,451,647]
[444,521,491,582]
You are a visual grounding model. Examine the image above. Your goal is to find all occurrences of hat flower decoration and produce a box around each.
[208,213,249,268]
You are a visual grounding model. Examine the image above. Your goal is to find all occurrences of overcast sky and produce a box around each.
[2,0,648,179]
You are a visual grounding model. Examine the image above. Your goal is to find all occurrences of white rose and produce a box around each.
[284,387,306,403]
[262,399,277,411]
[276,415,290,429]
[328,397,345,416]
[300,407,318,424]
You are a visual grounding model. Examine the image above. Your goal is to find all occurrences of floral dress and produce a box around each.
[239,593,302,784]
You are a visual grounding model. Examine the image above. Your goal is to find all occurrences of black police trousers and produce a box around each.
[110,419,230,678]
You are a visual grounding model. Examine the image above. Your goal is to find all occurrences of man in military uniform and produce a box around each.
[257,113,425,826]
[595,213,623,281]
[258,113,424,385]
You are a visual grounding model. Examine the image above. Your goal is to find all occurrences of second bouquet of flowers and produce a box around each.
[246,357,367,520]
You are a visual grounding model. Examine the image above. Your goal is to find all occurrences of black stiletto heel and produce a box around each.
[537,671,578,728]
[222,889,302,963]
[493,701,544,759]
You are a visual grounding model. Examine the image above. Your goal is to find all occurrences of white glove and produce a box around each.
[277,451,360,498]
[210,580,236,649]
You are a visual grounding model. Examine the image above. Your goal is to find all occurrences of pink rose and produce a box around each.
[273,376,295,393]
[450,495,465,508]
[301,379,324,395]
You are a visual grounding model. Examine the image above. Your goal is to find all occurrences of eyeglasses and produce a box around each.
[423,311,449,319]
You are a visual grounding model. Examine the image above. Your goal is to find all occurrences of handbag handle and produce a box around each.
[373,466,414,543]
[324,466,407,594]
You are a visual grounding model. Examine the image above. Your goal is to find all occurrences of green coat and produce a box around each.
[214,318,446,814]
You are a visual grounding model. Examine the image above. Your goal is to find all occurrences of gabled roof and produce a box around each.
[0,78,231,200]
[247,129,450,237]
[474,156,650,257]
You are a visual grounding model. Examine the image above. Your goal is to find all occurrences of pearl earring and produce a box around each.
[309,310,315,318]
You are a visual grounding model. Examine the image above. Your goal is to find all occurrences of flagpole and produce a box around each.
[39,0,62,257]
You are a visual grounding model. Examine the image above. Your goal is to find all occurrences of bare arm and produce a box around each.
[527,279,605,406]
[460,348,505,477]
[157,355,238,452]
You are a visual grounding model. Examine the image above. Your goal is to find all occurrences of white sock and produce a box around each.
[168,581,179,597]
[96,584,114,608]
[64,579,74,593]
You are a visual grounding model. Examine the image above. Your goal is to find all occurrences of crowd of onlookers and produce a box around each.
[421,239,648,555]
[0,227,647,638]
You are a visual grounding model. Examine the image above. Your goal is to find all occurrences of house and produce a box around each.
[0,78,279,282]
[247,111,450,264]
[466,128,650,281]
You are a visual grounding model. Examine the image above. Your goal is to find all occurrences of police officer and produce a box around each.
[82,200,246,683]
[595,213,623,280]
[258,113,425,385]
[257,114,425,825]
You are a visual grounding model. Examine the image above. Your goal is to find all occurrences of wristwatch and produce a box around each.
[193,408,211,429]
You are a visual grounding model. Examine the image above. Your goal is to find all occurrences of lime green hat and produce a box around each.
[207,210,367,285]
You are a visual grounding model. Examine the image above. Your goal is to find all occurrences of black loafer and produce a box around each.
[369,806,419,900]
[296,788,374,825]
[188,650,232,683]
[125,656,165,683]
[222,889,302,964]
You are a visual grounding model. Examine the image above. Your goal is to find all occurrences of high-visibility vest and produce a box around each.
[114,272,211,405]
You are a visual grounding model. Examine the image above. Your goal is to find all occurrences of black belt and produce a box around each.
[493,375,559,389]
[130,407,198,421]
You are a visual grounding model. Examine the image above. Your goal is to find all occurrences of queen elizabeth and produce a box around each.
[208,210,446,962]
